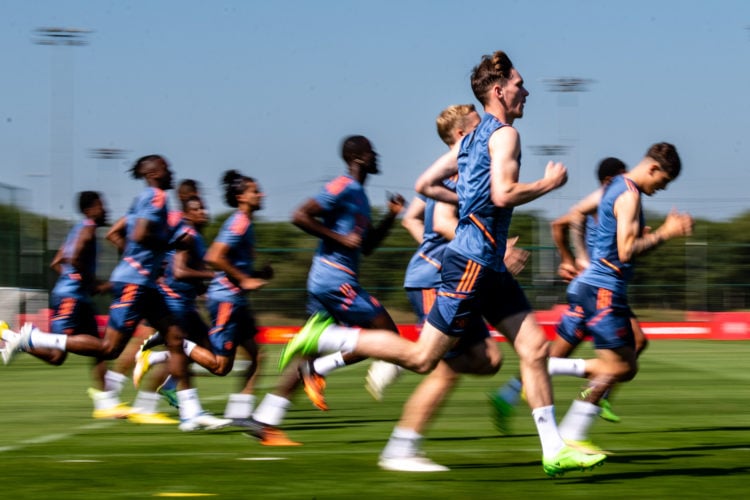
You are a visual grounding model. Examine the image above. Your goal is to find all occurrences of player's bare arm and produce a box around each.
[489,126,567,208]
[401,196,426,244]
[432,200,459,241]
[292,198,362,250]
[205,240,266,291]
[105,216,127,252]
[362,193,404,256]
[552,188,602,277]
[415,144,460,204]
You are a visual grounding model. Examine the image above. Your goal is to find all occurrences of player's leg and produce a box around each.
[558,288,637,450]
[367,289,430,401]
[224,310,262,420]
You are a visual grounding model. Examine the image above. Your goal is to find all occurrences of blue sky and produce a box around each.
[1,0,748,223]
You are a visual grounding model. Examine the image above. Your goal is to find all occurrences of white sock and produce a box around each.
[497,376,523,406]
[223,393,256,419]
[29,330,67,350]
[104,370,129,395]
[548,357,586,377]
[132,391,160,414]
[177,388,204,420]
[90,389,121,410]
[381,427,422,459]
[532,405,565,458]
[183,339,197,357]
[148,351,170,365]
[558,400,600,442]
[318,325,359,353]
[313,352,346,376]
[252,393,291,427]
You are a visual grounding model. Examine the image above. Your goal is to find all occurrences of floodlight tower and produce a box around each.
[32,27,92,224]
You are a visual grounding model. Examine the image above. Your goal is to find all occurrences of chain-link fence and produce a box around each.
[1,197,749,326]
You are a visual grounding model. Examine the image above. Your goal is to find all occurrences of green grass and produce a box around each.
[1,341,750,499]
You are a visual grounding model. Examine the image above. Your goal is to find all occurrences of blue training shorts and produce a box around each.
[208,299,258,357]
[407,287,489,358]
[307,279,387,327]
[50,295,99,336]
[426,247,531,337]
[107,282,175,337]
[556,279,634,350]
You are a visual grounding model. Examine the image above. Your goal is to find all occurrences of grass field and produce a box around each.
[1,341,749,499]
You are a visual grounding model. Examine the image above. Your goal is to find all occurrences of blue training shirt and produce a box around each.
[403,176,458,289]
[109,187,171,287]
[207,210,255,303]
[159,222,207,303]
[450,113,514,272]
[579,175,644,294]
[51,218,98,302]
[308,174,370,279]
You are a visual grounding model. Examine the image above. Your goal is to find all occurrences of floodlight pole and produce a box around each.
[89,147,128,216]
[33,27,91,222]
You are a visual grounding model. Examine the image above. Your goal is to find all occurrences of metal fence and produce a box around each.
[1,205,749,324]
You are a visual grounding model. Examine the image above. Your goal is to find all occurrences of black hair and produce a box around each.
[597,157,627,183]
[178,179,199,194]
[78,191,101,214]
[341,135,372,164]
[130,154,163,180]
[221,170,255,208]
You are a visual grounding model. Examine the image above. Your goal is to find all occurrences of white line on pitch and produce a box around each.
[0,420,116,453]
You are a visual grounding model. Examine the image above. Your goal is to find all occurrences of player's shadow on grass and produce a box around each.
[601,425,750,437]
[556,464,750,484]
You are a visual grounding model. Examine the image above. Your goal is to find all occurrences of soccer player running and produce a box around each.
[3,155,226,431]
[1,191,117,417]
[128,194,217,425]
[365,104,481,401]
[247,135,404,445]
[180,171,270,423]
[279,50,607,476]
[103,178,204,416]
[550,143,692,451]
[490,157,647,430]
[378,104,528,472]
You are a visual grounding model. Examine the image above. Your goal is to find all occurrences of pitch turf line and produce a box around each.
[0,420,115,453]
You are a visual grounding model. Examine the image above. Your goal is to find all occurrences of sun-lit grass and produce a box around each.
[1,341,749,499]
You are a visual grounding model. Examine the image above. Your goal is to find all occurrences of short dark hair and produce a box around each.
[597,157,627,183]
[78,191,101,214]
[341,135,372,164]
[178,179,199,195]
[646,142,681,179]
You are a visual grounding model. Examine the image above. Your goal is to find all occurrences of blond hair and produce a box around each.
[436,104,477,146]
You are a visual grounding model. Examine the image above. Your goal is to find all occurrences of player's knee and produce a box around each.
[475,350,503,375]
[46,352,67,366]
[613,360,638,382]
[635,336,649,356]
[617,366,638,382]
[515,339,548,367]
[98,341,121,360]
[211,359,234,376]
[411,353,440,374]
